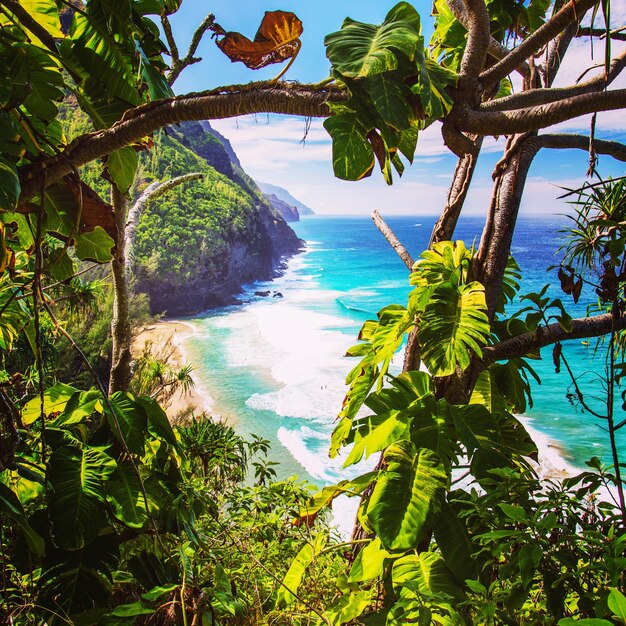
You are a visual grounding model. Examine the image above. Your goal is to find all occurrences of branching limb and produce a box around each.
[166,13,216,86]
[480,0,598,88]
[429,137,483,246]
[125,172,204,272]
[459,88,626,136]
[18,82,344,206]
[575,26,626,41]
[371,209,414,270]
[537,133,626,161]
[458,0,491,99]
[481,313,626,365]
[445,0,530,79]
[481,48,626,112]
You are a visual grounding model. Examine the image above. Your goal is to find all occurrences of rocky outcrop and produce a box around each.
[258,182,315,216]
[265,193,299,222]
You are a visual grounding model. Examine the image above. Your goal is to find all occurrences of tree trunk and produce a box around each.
[109,185,132,394]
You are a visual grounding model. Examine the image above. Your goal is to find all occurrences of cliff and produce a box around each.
[258,182,315,216]
[132,121,303,316]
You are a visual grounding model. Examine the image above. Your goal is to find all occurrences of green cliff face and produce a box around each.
[133,122,303,315]
[63,103,303,316]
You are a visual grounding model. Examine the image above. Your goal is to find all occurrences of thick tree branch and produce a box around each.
[125,172,204,271]
[480,0,598,87]
[482,313,626,365]
[18,82,344,207]
[371,209,414,270]
[459,88,626,135]
[481,48,626,112]
[537,134,626,161]
[445,0,530,79]
[458,0,492,95]
[429,138,482,246]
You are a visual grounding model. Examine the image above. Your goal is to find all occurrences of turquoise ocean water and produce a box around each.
[183,215,621,485]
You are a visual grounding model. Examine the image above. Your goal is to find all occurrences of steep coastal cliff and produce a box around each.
[132,121,304,315]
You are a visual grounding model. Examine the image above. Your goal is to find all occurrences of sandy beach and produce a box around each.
[132,319,219,421]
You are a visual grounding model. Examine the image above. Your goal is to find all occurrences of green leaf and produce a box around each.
[75,226,115,262]
[608,588,626,623]
[48,444,117,549]
[325,589,373,626]
[106,461,148,529]
[324,112,374,181]
[325,2,422,78]
[22,382,78,425]
[277,533,328,607]
[558,620,613,626]
[107,147,138,195]
[0,482,44,555]
[110,602,155,617]
[419,281,490,377]
[136,42,174,101]
[348,538,391,582]
[0,157,20,212]
[363,73,412,130]
[19,0,65,39]
[108,392,149,456]
[367,441,447,551]
[393,552,463,600]
[433,499,478,584]
[136,395,178,448]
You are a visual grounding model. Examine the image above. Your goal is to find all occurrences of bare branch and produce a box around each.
[482,313,626,365]
[18,82,345,207]
[371,209,414,270]
[430,140,482,246]
[445,0,530,79]
[480,0,598,87]
[125,172,204,271]
[537,133,626,161]
[459,88,626,136]
[167,13,216,86]
[575,26,626,41]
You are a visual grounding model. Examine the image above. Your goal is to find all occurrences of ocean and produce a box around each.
[182,215,621,486]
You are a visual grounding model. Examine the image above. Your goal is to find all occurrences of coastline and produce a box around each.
[133,321,584,482]
[132,319,224,422]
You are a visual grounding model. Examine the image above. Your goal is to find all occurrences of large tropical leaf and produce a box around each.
[106,461,148,529]
[325,2,422,78]
[392,552,463,600]
[108,392,149,456]
[0,482,44,555]
[367,441,447,551]
[48,444,116,549]
[419,281,490,376]
[22,382,78,425]
[324,112,375,181]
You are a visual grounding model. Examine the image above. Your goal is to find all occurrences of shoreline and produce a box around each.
[133,321,586,481]
[132,319,226,422]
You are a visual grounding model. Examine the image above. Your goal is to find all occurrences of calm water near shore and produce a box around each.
[182,215,619,485]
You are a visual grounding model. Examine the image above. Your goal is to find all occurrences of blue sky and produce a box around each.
[167,1,626,216]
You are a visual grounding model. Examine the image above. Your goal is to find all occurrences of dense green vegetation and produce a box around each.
[1,0,626,624]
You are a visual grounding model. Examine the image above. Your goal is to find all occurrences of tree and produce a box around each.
[2,0,626,623]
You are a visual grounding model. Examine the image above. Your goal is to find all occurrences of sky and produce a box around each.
[165,1,626,216]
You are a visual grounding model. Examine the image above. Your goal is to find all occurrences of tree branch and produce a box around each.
[458,88,626,135]
[167,13,216,86]
[371,209,414,270]
[18,82,345,207]
[458,0,492,95]
[575,26,626,41]
[537,133,626,161]
[481,48,626,112]
[480,0,598,87]
[445,0,530,79]
[125,172,204,271]
[482,313,626,364]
